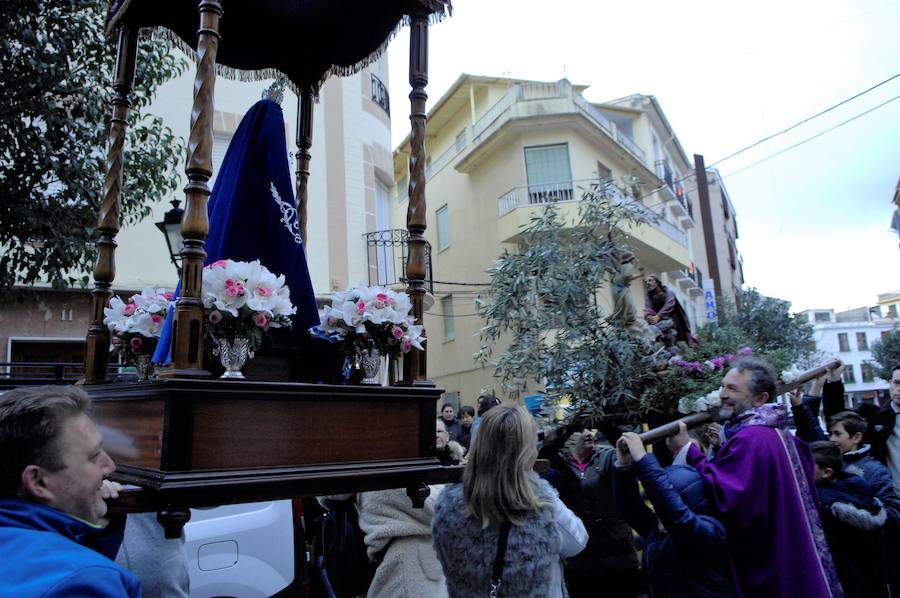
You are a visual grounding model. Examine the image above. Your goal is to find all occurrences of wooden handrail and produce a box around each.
[638,359,842,444]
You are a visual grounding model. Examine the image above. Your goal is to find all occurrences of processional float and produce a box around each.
[84,0,454,535]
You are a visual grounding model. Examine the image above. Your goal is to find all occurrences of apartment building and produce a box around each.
[1,54,394,370]
[799,305,896,403]
[390,75,721,404]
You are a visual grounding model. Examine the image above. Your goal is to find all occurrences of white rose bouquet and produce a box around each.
[201,259,296,353]
[103,288,174,364]
[315,285,425,356]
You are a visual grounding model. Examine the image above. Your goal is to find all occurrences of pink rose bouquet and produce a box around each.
[103,288,173,365]
[201,259,296,353]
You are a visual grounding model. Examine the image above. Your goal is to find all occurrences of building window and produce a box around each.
[843,365,856,384]
[597,161,612,183]
[837,333,850,352]
[441,295,455,341]
[524,144,573,203]
[397,176,408,203]
[456,130,467,152]
[722,192,730,220]
[814,312,831,323]
[436,205,450,251]
[883,331,892,341]
[888,304,898,318]
[861,362,875,383]
[856,332,868,351]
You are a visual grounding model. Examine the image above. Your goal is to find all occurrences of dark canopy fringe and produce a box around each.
[106,0,451,97]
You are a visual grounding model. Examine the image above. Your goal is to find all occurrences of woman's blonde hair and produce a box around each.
[463,404,549,527]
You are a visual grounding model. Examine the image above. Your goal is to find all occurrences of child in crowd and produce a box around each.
[612,432,737,598]
[790,389,900,527]
[809,441,889,598]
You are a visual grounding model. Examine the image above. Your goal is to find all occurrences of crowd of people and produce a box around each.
[1,358,899,597]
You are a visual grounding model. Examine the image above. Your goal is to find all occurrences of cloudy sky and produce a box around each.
[386,0,900,313]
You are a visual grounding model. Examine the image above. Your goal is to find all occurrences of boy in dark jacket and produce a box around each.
[790,390,900,527]
[809,441,889,598]
[612,432,737,598]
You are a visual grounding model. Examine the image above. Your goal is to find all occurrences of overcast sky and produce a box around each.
[386,0,900,313]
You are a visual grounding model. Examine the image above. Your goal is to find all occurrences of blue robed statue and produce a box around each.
[153,97,319,364]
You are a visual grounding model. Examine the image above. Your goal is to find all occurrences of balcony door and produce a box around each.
[524,144,573,204]
[375,180,394,285]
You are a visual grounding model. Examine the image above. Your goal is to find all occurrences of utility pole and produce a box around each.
[694,154,721,298]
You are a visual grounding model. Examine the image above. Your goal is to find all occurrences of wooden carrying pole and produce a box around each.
[164,0,222,377]
[83,27,138,384]
[402,10,431,385]
[638,359,842,445]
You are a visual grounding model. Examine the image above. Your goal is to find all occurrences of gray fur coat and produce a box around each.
[432,478,565,598]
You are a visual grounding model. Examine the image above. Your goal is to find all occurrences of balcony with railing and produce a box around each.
[496,179,690,273]
[453,80,649,173]
[364,229,433,292]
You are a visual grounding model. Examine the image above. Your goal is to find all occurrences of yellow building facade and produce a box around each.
[391,75,712,406]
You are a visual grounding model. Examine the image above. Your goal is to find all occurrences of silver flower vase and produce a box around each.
[358,346,383,385]
[134,354,154,381]
[214,335,253,379]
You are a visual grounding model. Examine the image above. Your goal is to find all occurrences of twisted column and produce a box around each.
[167,0,221,376]
[295,87,313,245]
[83,28,138,385]
[402,12,432,386]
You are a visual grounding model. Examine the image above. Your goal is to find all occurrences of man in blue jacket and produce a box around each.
[0,385,140,597]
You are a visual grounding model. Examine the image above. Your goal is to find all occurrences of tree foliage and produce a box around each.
[476,182,661,425]
[0,0,186,290]
[697,289,814,374]
[870,328,900,381]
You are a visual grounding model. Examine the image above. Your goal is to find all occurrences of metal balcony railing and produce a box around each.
[497,179,688,247]
[0,361,130,389]
[364,229,433,293]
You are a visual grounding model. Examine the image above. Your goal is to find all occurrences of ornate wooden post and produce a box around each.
[294,86,314,245]
[83,28,138,385]
[402,11,431,386]
[166,0,221,377]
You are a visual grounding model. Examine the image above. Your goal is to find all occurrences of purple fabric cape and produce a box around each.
[687,424,843,598]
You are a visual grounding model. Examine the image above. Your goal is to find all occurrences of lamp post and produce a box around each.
[155,199,184,277]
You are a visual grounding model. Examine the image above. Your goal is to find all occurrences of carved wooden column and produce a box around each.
[166,0,221,377]
[402,12,432,386]
[294,86,314,245]
[83,28,138,385]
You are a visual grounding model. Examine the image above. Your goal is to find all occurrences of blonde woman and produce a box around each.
[432,405,587,597]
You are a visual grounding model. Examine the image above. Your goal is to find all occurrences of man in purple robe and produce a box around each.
[669,357,843,597]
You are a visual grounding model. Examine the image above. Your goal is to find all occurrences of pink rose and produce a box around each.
[111,337,120,345]
[254,313,268,328]
[256,286,273,297]
[376,293,389,303]
[392,326,404,339]
[151,314,163,324]
[210,260,228,268]
[356,301,366,313]
[225,278,235,288]
[208,310,222,324]
[401,338,412,353]
[226,286,239,297]
[123,304,136,316]
[130,336,143,350]
[163,292,175,300]
[374,300,385,309]
[233,282,246,296]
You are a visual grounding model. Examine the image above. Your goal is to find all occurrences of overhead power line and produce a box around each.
[722,92,900,178]
[707,72,900,169]
[640,72,900,200]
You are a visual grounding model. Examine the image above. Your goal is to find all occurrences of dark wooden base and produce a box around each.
[87,379,458,527]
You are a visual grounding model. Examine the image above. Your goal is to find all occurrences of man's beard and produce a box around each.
[719,406,735,421]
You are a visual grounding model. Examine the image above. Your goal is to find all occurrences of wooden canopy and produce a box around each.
[105,0,451,95]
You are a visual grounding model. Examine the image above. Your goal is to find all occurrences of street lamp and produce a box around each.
[155,198,184,277]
